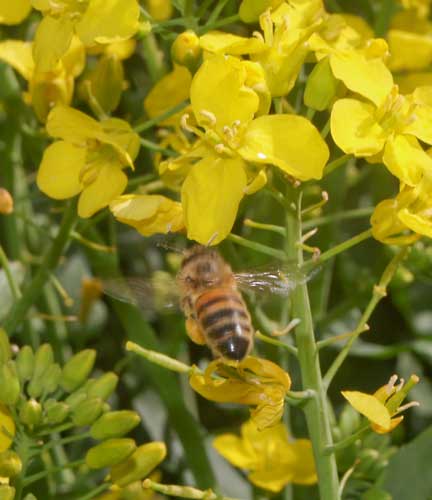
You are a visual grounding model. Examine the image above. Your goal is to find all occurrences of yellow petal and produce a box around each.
[249,469,294,493]
[330,51,393,107]
[189,373,260,405]
[78,163,127,218]
[144,65,192,126]
[181,156,247,245]
[371,416,404,434]
[145,0,173,21]
[340,14,374,41]
[330,99,386,156]
[245,169,267,195]
[76,0,139,45]
[0,40,33,79]
[239,0,283,22]
[388,30,432,72]
[396,72,432,94]
[0,0,31,24]
[341,391,391,430]
[0,404,15,452]
[404,103,432,145]
[46,105,102,143]
[213,434,257,469]
[33,15,74,73]
[104,39,136,60]
[101,118,141,164]
[190,54,259,132]
[371,198,420,245]
[37,141,85,199]
[383,134,428,186]
[239,115,329,181]
[398,208,432,238]
[61,36,86,78]
[288,439,317,485]
[200,31,265,55]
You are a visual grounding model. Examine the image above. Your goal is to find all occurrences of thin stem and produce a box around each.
[140,137,178,156]
[134,101,189,132]
[22,459,85,487]
[79,483,111,500]
[323,247,408,390]
[228,234,286,260]
[140,33,166,83]
[303,207,374,230]
[324,154,351,176]
[302,228,373,272]
[324,424,370,455]
[3,201,77,335]
[286,187,340,500]
[198,14,240,33]
[143,479,240,500]
[0,244,22,300]
[243,218,285,235]
[205,0,230,26]
[255,331,298,357]
[41,432,91,453]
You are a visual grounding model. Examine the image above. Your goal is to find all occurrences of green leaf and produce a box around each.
[381,425,432,499]
[361,487,392,500]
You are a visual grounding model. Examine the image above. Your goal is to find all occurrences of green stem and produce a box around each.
[41,431,91,453]
[141,32,166,83]
[324,154,351,176]
[198,13,240,33]
[79,482,111,500]
[324,424,370,455]
[227,234,286,260]
[134,100,189,133]
[323,247,408,390]
[22,459,85,487]
[139,137,177,156]
[255,331,298,356]
[374,0,397,36]
[3,201,77,335]
[0,244,22,300]
[302,228,373,272]
[303,207,374,230]
[286,188,340,500]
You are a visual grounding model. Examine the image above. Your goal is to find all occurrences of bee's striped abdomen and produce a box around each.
[195,288,252,361]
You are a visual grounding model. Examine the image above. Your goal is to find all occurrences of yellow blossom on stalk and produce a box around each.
[37,106,140,217]
[31,0,140,73]
[0,0,31,24]
[190,356,291,430]
[0,405,14,453]
[342,374,420,433]
[109,194,184,236]
[213,420,316,492]
[0,37,85,122]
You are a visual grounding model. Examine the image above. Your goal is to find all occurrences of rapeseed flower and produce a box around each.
[0,0,31,24]
[189,356,291,430]
[213,420,316,492]
[37,106,140,217]
[342,374,419,433]
[0,37,85,122]
[32,0,140,72]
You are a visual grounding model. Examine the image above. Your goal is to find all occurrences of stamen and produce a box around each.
[395,378,405,392]
[199,109,217,126]
[385,374,399,395]
[396,401,420,414]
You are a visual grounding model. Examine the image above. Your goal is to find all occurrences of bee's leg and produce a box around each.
[185,317,206,345]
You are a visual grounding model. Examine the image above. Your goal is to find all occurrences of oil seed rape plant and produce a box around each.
[1,0,432,499]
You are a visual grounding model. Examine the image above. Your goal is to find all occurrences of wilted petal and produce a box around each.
[341,390,391,430]
[37,141,85,199]
[239,115,329,180]
[181,156,247,245]
[331,99,386,156]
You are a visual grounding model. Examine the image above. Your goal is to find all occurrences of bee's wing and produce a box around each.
[101,274,180,313]
[234,263,320,297]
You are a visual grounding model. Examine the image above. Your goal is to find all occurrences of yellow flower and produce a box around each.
[0,37,85,122]
[0,0,31,24]
[109,194,184,236]
[213,420,316,492]
[0,404,15,453]
[168,54,328,245]
[37,106,140,218]
[32,0,140,72]
[342,374,419,434]
[190,356,291,430]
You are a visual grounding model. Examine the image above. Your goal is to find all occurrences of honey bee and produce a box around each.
[102,244,315,362]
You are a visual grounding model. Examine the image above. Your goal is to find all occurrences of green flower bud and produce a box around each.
[0,485,15,500]
[28,344,54,399]
[85,373,118,401]
[16,346,34,383]
[23,495,37,500]
[86,438,136,469]
[0,361,20,405]
[44,401,70,425]
[339,403,361,438]
[356,449,380,476]
[43,363,62,395]
[0,450,22,477]
[304,58,338,111]
[72,397,104,427]
[111,442,167,487]
[19,399,42,428]
[61,349,96,393]
[65,390,87,409]
[171,30,202,73]
[90,411,141,440]
[88,55,124,114]
[0,329,11,364]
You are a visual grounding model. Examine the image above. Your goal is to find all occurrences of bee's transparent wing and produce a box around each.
[234,262,320,297]
[101,273,180,313]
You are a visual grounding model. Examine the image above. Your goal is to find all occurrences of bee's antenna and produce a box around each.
[155,236,184,254]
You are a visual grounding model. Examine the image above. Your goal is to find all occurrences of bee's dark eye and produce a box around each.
[185,276,194,284]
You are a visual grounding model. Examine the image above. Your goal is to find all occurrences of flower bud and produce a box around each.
[0,361,20,405]
[356,448,380,476]
[171,31,202,73]
[72,397,104,427]
[0,188,13,215]
[90,411,141,440]
[0,329,11,365]
[87,55,124,114]
[0,405,15,453]
[28,344,54,398]
[19,399,42,428]
[43,363,62,396]
[304,58,339,111]
[85,373,118,401]
[0,450,22,477]
[339,403,361,438]
[110,442,167,487]
[0,485,15,500]
[44,400,70,425]
[145,0,173,21]
[61,349,96,393]
[16,346,34,383]
[30,76,70,123]
[23,494,37,500]
[86,438,136,469]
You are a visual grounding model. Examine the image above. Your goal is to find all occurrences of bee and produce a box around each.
[102,245,315,362]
